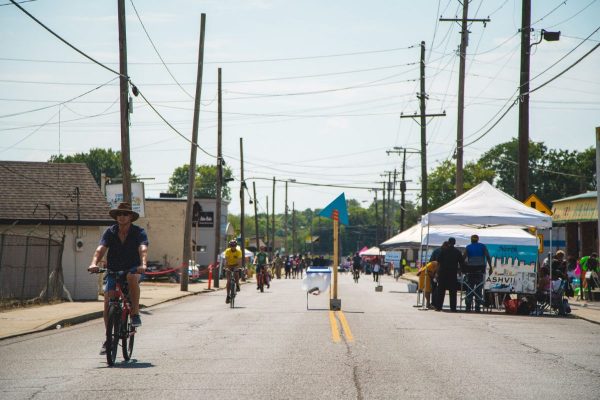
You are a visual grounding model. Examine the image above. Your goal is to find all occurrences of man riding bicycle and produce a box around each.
[352,252,362,279]
[88,202,148,355]
[224,240,243,304]
[254,245,270,289]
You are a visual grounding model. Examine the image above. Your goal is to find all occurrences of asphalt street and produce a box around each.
[1,273,599,400]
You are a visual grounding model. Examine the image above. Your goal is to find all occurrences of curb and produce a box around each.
[1,284,229,341]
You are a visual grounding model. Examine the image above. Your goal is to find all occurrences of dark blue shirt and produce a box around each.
[100,224,149,271]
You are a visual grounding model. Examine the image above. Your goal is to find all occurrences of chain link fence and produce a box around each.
[0,233,69,303]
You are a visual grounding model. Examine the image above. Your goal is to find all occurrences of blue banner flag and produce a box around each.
[318,193,349,226]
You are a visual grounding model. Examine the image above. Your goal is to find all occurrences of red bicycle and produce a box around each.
[94,269,136,366]
[256,265,270,293]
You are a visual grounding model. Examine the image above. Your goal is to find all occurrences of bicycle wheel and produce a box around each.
[121,312,135,361]
[229,280,236,308]
[106,305,121,366]
[259,272,264,293]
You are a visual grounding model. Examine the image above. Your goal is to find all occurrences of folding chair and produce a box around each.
[460,272,487,312]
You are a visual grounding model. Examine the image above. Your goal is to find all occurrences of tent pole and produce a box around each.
[423,220,431,310]
[548,227,553,312]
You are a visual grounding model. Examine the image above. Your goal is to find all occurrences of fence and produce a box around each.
[0,233,67,302]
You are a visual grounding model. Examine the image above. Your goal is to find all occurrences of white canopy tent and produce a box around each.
[359,246,385,256]
[419,181,552,301]
[382,223,538,248]
[421,181,552,229]
[381,224,423,248]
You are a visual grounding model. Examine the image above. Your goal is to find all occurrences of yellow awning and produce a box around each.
[552,198,597,223]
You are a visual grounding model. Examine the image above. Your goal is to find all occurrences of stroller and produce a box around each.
[536,279,570,316]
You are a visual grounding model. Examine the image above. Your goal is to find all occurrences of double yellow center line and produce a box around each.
[329,310,354,343]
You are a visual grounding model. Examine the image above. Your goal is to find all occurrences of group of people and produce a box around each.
[540,249,599,302]
[418,234,492,312]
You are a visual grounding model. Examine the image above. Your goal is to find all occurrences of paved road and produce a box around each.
[1,273,599,400]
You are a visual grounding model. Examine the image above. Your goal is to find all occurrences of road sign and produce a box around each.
[523,194,552,215]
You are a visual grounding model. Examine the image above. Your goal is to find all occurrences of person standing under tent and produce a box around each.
[434,237,465,312]
[464,234,493,312]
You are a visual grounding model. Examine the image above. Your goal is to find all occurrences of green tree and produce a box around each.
[479,139,595,205]
[425,160,495,210]
[168,164,233,200]
[49,148,127,186]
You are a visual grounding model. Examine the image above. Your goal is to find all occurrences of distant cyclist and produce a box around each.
[352,252,362,281]
[224,240,243,304]
[88,202,148,355]
[254,245,270,289]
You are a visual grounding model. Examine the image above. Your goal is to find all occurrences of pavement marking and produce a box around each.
[336,311,354,342]
[328,311,341,343]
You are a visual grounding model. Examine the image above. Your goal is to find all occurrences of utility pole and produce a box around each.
[272,177,276,256]
[388,147,417,231]
[441,5,489,196]
[391,168,397,235]
[382,180,387,240]
[181,13,206,291]
[373,189,379,245]
[596,127,600,256]
[117,0,132,204]
[517,0,532,201]
[213,66,222,289]
[388,172,393,238]
[284,181,288,255]
[266,195,270,255]
[239,138,246,269]
[400,41,445,212]
[292,202,296,254]
[253,181,259,250]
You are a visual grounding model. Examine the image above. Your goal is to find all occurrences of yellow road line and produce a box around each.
[336,311,354,342]
[328,311,341,343]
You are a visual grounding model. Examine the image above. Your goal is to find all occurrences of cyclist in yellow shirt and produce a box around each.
[224,240,243,304]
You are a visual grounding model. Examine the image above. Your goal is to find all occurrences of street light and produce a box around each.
[517,22,560,201]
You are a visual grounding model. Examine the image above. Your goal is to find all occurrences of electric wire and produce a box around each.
[8,0,124,78]
[547,0,598,29]
[532,0,568,25]
[0,77,119,118]
[129,0,194,99]
[530,24,600,82]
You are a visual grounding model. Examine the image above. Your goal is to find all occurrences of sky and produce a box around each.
[1,0,599,216]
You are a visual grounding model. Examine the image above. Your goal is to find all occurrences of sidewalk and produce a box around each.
[400,272,600,325]
[0,279,229,340]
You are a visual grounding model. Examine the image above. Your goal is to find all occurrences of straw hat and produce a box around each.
[109,202,139,222]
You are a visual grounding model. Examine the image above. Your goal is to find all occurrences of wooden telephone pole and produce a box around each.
[213,67,223,289]
[117,0,132,204]
[400,41,445,213]
[441,3,489,196]
[181,13,206,291]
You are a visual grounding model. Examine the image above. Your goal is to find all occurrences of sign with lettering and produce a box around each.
[195,211,214,228]
[484,244,538,294]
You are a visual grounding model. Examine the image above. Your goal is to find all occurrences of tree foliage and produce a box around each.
[425,160,495,211]
[49,148,128,186]
[168,164,233,200]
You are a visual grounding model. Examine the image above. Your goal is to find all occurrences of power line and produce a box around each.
[132,86,216,159]
[0,45,420,66]
[8,0,124,78]
[532,0,568,25]
[0,77,119,118]
[129,0,194,99]
[547,0,598,29]
[530,24,600,82]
